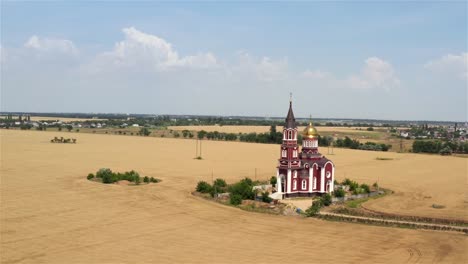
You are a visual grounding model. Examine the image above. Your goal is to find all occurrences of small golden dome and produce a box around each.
[303,122,319,138]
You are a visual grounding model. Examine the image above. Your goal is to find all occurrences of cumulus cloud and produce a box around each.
[302,69,333,79]
[234,51,288,82]
[424,52,468,80]
[24,35,77,55]
[88,27,218,73]
[347,57,400,91]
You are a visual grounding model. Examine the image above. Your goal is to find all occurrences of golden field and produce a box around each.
[1,129,467,263]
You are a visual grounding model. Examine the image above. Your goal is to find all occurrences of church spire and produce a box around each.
[285,94,297,128]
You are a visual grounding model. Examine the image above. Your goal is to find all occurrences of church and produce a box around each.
[275,100,335,199]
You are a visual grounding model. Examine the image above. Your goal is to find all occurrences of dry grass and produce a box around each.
[1,129,467,263]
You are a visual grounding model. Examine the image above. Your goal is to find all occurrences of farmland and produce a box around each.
[1,129,466,263]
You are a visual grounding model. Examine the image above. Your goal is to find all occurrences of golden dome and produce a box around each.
[303,122,319,138]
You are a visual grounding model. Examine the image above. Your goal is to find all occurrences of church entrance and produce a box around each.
[280,175,286,194]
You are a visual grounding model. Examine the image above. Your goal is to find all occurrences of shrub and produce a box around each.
[270,176,277,187]
[150,177,159,183]
[439,147,452,156]
[96,168,112,179]
[196,181,212,193]
[143,176,150,183]
[213,178,227,188]
[230,194,243,205]
[360,184,370,194]
[87,173,94,180]
[102,172,114,184]
[372,182,379,188]
[134,173,141,185]
[261,192,273,203]
[229,179,255,200]
[305,200,323,217]
[333,188,345,198]
[321,193,332,206]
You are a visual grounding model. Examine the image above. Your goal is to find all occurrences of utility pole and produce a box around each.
[195,139,198,158]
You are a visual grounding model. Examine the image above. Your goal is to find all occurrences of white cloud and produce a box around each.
[302,69,333,79]
[88,27,218,73]
[24,35,77,55]
[234,51,288,82]
[347,57,400,91]
[424,52,468,80]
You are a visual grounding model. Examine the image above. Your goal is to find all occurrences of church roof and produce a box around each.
[303,121,319,138]
[301,156,333,168]
[285,101,297,129]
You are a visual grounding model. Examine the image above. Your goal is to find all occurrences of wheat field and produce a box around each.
[1,130,466,263]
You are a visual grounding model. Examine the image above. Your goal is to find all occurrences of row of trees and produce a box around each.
[412,140,468,154]
[335,136,391,151]
[195,126,335,146]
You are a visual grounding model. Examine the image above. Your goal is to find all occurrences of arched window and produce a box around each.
[293,180,297,190]
[282,149,287,158]
[288,131,292,139]
[293,171,297,178]
[313,177,317,189]
[302,180,307,190]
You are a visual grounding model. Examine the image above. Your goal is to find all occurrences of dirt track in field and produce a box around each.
[1,130,466,263]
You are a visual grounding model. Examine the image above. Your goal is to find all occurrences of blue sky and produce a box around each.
[1,1,467,121]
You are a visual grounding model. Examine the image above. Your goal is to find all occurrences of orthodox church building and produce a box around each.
[276,100,335,198]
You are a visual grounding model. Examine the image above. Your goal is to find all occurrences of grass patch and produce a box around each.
[346,198,369,208]
[376,157,393,160]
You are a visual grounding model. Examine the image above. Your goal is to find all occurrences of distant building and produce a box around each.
[275,100,335,199]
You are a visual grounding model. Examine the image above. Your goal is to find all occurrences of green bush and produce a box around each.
[134,173,141,185]
[321,193,332,206]
[261,192,273,203]
[270,176,277,187]
[360,184,370,194]
[143,176,150,183]
[150,177,160,183]
[96,168,112,179]
[213,178,227,188]
[333,188,345,198]
[87,173,94,180]
[305,200,323,217]
[230,194,243,205]
[229,178,255,200]
[196,181,212,193]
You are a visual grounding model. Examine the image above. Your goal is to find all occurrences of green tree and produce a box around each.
[230,194,243,205]
[261,192,273,203]
[333,188,345,198]
[321,193,332,206]
[139,127,151,136]
[270,176,277,187]
[196,181,212,193]
[305,200,323,217]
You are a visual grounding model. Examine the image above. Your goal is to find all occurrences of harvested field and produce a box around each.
[1,130,467,263]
